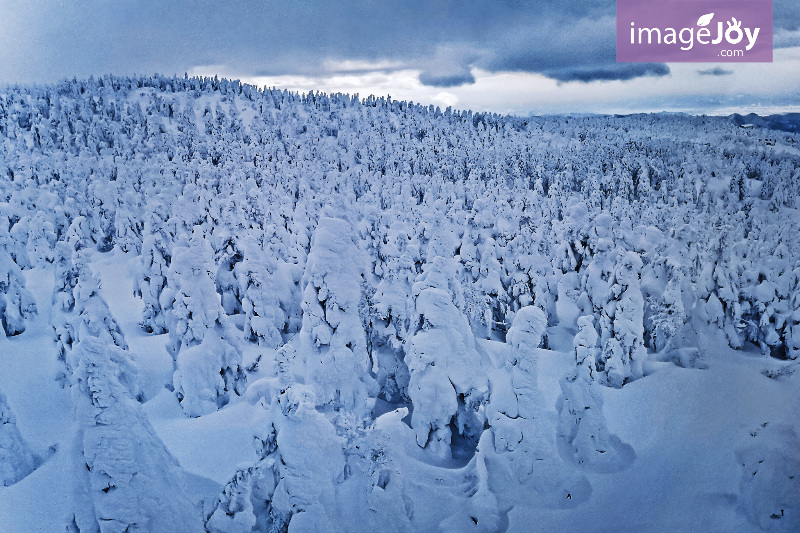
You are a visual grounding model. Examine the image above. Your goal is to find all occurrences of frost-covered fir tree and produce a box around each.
[206,384,345,533]
[0,248,36,336]
[24,210,56,267]
[65,337,204,532]
[460,211,509,339]
[277,216,377,417]
[557,315,634,472]
[573,315,600,375]
[71,251,128,351]
[647,271,687,354]
[697,214,750,350]
[643,226,692,356]
[51,216,108,364]
[237,237,291,349]
[114,189,144,254]
[581,218,618,345]
[65,215,98,255]
[370,215,420,403]
[469,306,594,513]
[163,228,245,416]
[214,232,244,316]
[505,305,547,416]
[52,249,130,387]
[0,388,38,487]
[53,241,79,313]
[134,214,173,334]
[602,251,646,388]
[51,244,80,382]
[407,254,489,459]
[553,200,591,276]
[0,214,26,270]
[787,265,800,360]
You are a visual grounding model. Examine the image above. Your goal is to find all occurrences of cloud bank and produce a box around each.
[0,0,797,114]
[0,0,659,85]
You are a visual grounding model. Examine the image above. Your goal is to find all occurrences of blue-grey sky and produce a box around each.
[1,0,798,114]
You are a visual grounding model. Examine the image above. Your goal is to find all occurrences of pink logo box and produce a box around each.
[617,0,773,62]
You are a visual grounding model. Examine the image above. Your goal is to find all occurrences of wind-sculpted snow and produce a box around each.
[0,75,798,530]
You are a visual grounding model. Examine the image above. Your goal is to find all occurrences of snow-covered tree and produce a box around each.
[557,315,634,472]
[214,232,244,316]
[71,252,128,351]
[581,220,618,343]
[370,215,420,404]
[65,215,97,255]
[237,238,289,349]
[277,216,377,418]
[66,337,204,532]
[0,249,37,336]
[134,216,172,334]
[646,271,687,354]
[602,251,646,388]
[505,305,547,415]
[206,383,345,532]
[0,388,38,487]
[407,255,489,459]
[25,211,56,267]
[164,228,245,416]
[786,266,800,360]
[52,249,130,387]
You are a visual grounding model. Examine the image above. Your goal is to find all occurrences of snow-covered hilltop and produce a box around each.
[0,75,798,532]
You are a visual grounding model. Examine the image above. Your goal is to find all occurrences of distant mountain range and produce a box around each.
[730,112,800,133]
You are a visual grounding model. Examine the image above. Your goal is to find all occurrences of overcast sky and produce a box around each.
[1,0,798,115]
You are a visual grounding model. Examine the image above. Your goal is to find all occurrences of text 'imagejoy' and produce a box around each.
[617,0,773,62]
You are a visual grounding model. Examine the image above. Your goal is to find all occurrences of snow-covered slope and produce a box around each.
[0,76,798,531]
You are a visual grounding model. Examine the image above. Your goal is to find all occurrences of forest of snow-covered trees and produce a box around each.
[0,75,799,532]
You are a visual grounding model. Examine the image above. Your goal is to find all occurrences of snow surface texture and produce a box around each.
[0,75,798,531]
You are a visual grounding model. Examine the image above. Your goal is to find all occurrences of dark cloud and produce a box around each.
[419,71,476,88]
[698,67,733,77]
[775,1,800,31]
[547,64,671,83]
[6,0,797,87]
[470,15,658,84]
